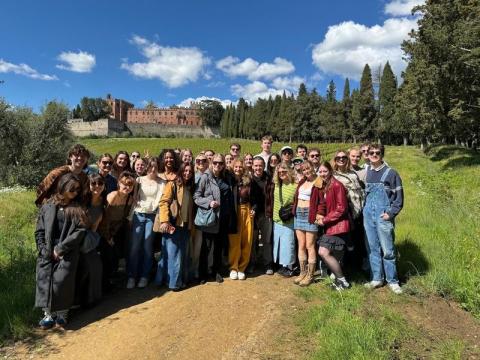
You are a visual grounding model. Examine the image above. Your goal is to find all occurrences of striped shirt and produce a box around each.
[273,182,297,224]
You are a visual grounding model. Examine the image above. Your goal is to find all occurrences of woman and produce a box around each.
[272,162,297,277]
[228,159,255,280]
[97,171,135,290]
[181,148,193,165]
[111,151,132,179]
[194,154,235,284]
[156,163,194,290]
[243,153,254,174]
[133,157,147,178]
[315,161,351,291]
[225,154,234,171]
[292,161,320,286]
[75,174,105,307]
[348,147,366,184]
[159,149,180,182]
[267,153,281,177]
[96,153,117,195]
[36,144,90,207]
[35,173,87,329]
[127,158,165,289]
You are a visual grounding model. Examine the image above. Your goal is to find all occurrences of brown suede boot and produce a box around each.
[299,262,316,287]
[293,260,307,285]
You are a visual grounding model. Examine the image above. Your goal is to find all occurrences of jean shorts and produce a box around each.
[293,207,318,233]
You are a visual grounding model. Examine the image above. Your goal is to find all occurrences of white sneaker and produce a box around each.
[137,277,148,288]
[229,270,238,280]
[388,283,403,294]
[238,272,246,280]
[126,277,136,289]
[364,280,384,289]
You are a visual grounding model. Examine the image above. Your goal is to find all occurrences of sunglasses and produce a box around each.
[212,161,224,165]
[335,156,348,161]
[231,148,240,151]
[369,151,381,156]
[362,149,369,153]
[101,160,113,166]
[90,181,105,187]
[278,170,288,174]
[131,154,140,158]
[309,154,320,158]
[196,159,207,163]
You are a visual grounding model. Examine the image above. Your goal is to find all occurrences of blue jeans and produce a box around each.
[127,212,156,279]
[363,181,399,284]
[155,226,188,289]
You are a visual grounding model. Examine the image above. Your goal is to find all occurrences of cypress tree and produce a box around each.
[377,61,397,143]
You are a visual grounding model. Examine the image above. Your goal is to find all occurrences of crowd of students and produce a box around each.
[34,136,404,330]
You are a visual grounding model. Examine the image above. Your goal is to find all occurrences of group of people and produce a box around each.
[34,136,404,330]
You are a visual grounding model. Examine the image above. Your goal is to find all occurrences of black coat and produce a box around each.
[35,204,86,311]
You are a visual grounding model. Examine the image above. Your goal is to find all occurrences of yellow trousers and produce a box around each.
[228,204,253,272]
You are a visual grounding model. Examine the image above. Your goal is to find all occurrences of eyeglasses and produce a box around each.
[101,160,113,166]
[231,148,239,151]
[196,159,207,164]
[335,156,348,161]
[212,161,224,165]
[309,154,320,158]
[369,151,381,156]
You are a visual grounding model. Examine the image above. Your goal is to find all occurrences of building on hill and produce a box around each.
[105,94,202,126]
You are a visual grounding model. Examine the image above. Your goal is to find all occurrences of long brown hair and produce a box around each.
[50,173,88,226]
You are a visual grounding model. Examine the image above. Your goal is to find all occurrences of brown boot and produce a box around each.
[293,260,307,285]
[299,262,316,287]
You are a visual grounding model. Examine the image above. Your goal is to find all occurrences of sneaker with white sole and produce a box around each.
[230,270,238,280]
[388,283,403,294]
[331,278,351,291]
[364,280,384,289]
[137,277,148,288]
[126,277,136,289]
[238,271,246,280]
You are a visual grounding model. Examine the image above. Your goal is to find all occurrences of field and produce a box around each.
[1,138,479,358]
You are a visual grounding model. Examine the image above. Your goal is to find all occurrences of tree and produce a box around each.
[198,99,225,128]
[377,62,397,143]
[78,97,111,122]
[358,64,377,140]
[341,78,352,142]
[145,100,158,110]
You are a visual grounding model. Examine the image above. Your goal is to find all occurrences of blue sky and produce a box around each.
[0,0,422,111]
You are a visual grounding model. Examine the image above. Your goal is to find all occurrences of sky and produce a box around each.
[0,0,423,111]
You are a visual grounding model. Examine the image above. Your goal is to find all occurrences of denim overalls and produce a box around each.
[363,167,399,284]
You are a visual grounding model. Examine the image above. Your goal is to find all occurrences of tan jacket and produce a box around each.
[158,181,194,230]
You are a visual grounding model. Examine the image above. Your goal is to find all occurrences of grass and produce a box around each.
[1,139,479,357]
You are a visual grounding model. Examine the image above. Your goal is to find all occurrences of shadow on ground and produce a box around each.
[427,146,480,169]
[397,237,430,283]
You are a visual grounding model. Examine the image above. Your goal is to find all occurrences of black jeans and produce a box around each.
[199,230,228,280]
[251,212,273,269]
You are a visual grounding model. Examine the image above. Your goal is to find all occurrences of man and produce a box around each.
[280,146,294,167]
[130,151,141,167]
[229,143,241,160]
[360,143,370,166]
[250,156,274,274]
[296,144,308,160]
[307,148,322,175]
[363,144,404,294]
[348,147,366,184]
[255,135,273,169]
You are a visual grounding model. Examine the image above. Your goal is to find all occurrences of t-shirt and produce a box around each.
[272,182,296,224]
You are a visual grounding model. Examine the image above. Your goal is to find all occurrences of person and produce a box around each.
[204,149,215,164]
[111,151,132,179]
[96,153,117,195]
[332,150,365,272]
[363,144,404,294]
[292,160,319,286]
[229,143,241,160]
[36,144,90,207]
[35,173,87,329]
[225,154,234,171]
[307,148,322,175]
[127,158,165,289]
[296,144,308,160]
[266,153,281,178]
[228,159,255,281]
[348,147,366,184]
[250,156,274,274]
[360,143,370,166]
[75,174,105,308]
[130,151,141,168]
[315,161,351,291]
[156,163,194,291]
[243,153,254,174]
[159,149,180,182]
[181,148,193,165]
[133,157,147,178]
[272,162,297,277]
[194,154,235,284]
[255,135,273,169]
[292,157,304,183]
[280,146,294,167]
[97,172,135,291]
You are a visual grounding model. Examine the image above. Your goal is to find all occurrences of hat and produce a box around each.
[280,146,293,154]
[292,157,304,165]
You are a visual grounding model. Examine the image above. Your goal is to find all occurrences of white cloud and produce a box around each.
[311,18,418,80]
[271,76,305,92]
[216,56,295,80]
[121,35,211,88]
[56,51,96,73]
[178,96,234,108]
[0,59,58,81]
[231,81,287,103]
[385,0,424,17]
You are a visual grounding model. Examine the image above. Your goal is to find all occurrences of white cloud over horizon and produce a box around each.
[178,96,234,108]
[231,81,288,103]
[121,35,211,88]
[56,51,96,73]
[385,0,424,16]
[311,17,418,80]
[0,59,58,81]
[216,56,295,81]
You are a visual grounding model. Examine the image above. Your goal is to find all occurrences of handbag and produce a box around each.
[194,207,217,228]
[278,183,294,222]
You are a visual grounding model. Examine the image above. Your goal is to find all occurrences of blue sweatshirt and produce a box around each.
[365,163,404,218]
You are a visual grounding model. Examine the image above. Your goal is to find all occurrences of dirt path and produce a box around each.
[4,275,302,360]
